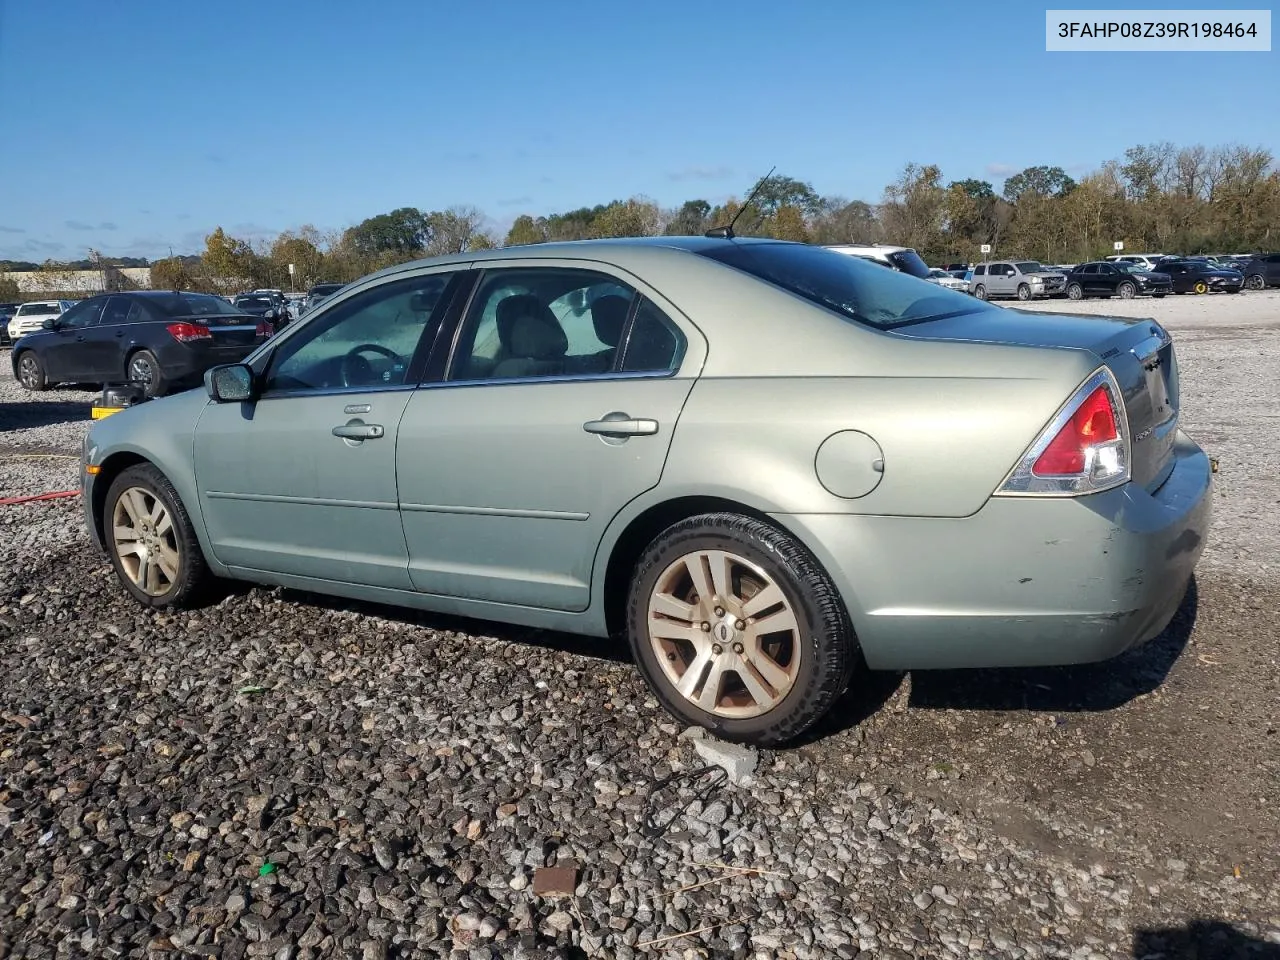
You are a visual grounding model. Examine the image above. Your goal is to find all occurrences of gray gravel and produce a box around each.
[2,294,1279,960]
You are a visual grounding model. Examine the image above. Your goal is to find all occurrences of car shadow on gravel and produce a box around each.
[0,396,95,430]
[1133,919,1280,957]
[246,585,635,664]
[906,576,1199,714]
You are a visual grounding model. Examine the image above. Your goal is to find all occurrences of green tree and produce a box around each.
[504,214,547,247]
[150,257,190,291]
[664,199,711,236]
[592,197,661,238]
[425,206,490,256]
[1002,165,1077,202]
[770,204,810,242]
[344,207,432,256]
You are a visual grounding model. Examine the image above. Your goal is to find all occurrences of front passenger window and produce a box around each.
[264,273,455,394]
[57,299,104,329]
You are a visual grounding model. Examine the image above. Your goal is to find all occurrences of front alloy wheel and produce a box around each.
[1246,274,1266,290]
[1193,280,1209,294]
[17,352,47,391]
[105,464,209,607]
[1067,283,1083,300]
[1119,281,1136,299]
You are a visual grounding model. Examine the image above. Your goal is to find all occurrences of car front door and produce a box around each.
[39,298,106,380]
[192,269,466,588]
[74,295,136,380]
[1096,262,1120,295]
[988,263,1012,297]
[395,263,706,611]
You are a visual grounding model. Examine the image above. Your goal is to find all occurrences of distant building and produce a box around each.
[1,266,153,294]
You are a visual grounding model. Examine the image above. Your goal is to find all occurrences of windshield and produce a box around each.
[884,249,931,278]
[1119,263,1148,274]
[311,284,343,296]
[699,242,990,330]
[20,303,62,315]
[1015,261,1045,273]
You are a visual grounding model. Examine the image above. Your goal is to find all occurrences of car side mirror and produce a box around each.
[205,363,256,403]
[42,318,59,330]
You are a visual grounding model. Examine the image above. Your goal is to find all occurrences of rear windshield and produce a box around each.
[19,303,61,315]
[234,297,273,309]
[150,294,246,317]
[311,284,344,296]
[884,249,931,278]
[699,242,990,330]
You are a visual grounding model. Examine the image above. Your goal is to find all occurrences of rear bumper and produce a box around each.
[773,430,1212,670]
[155,342,259,384]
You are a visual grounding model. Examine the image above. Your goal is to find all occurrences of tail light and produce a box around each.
[996,367,1130,496]
[255,319,274,338]
[166,322,211,343]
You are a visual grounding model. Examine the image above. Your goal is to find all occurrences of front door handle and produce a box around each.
[583,414,658,437]
[332,422,384,440]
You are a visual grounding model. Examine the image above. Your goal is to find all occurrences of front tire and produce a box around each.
[1193,280,1209,295]
[1067,283,1083,300]
[1118,281,1136,299]
[16,351,47,391]
[626,513,857,746]
[1246,274,1266,290]
[1016,283,1031,301]
[127,349,166,398]
[105,464,209,608]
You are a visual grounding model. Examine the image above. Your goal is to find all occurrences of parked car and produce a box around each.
[232,294,290,325]
[926,268,969,291]
[1238,253,1280,290]
[1153,258,1244,294]
[968,261,1067,300]
[79,238,1210,745]
[304,282,347,314]
[0,302,20,347]
[1105,254,1168,272]
[8,300,75,339]
[12,291,273,397]
[824,244,932,278]
[1065,261,1171,300]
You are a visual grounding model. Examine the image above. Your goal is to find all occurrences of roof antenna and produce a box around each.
[705,166,776,239]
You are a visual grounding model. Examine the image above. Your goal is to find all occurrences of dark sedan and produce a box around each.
[232,294,290,324]
[1065,261,1171,300]
[1153,258,1244,294]
[12,291,273,397]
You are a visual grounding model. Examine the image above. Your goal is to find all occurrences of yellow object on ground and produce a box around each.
[91,405,125,420]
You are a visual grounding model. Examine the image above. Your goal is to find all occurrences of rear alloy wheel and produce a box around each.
[1067,283,1083,300]
[1246,274,1265,290]
[16,351,47,391]
[1193,280,1209,295]
[627,513,857,746]
[1016,283,1032,301]
[127,349,166,398]
[1118,281,1136,299]
[973,284,987,301]
[105,464,209,608]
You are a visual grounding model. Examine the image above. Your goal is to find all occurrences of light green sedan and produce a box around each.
[81,238,1211,745]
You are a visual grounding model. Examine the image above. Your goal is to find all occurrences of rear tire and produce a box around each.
[1193,280,1209,295]
[1016,283,1031,301]
[104,464,210,608]
[626,513,858,747]
[1067,283,1083,300]
[127,349,166,398]
[973,284,987,301]
[16,351,48,391]
[1118,281,1136,299]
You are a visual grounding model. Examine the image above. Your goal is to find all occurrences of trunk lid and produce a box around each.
[176,312,263,347]
[896,308,1179,491]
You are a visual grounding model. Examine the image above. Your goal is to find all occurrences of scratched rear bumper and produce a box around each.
[773,431,1212,670]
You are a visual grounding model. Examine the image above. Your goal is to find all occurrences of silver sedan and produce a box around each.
[81,238,1211,745]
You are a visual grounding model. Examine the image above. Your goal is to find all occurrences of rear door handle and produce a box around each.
[583,415,658,437]
[332,422,384,440]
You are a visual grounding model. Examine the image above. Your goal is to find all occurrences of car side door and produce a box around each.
[75,295,136,380]
[395,263,706,612]
[192,269,468,588]
[1095,262,1120,295]
[986,263,1009,297]
[38,298,106,380]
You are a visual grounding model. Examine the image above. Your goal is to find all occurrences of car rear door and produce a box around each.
[75,296,136,380]
[193,269,464,588]
[395,262,706,612]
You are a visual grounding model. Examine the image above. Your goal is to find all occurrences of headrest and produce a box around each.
[590,295,630,347]
[495,294,547,347]
[507,311,567,360]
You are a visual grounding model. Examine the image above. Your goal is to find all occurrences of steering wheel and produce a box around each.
[339,343,401,388]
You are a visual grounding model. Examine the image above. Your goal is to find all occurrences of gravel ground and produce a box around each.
[1,291,1278,959]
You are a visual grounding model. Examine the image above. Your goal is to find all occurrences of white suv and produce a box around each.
[8,300,74,339]
[824,244,932,278]
[1105,254,1167,271]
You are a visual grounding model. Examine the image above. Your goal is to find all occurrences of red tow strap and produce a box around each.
[0,491,81,506]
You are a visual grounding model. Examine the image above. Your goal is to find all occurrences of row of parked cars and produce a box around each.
[3,280,351,397]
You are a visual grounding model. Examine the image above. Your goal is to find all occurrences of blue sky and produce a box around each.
[0,0,1275,261]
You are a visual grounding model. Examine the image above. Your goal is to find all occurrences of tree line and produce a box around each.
[15,139,1280,298]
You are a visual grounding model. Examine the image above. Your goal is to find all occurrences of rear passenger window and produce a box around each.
[621,299,685,374]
